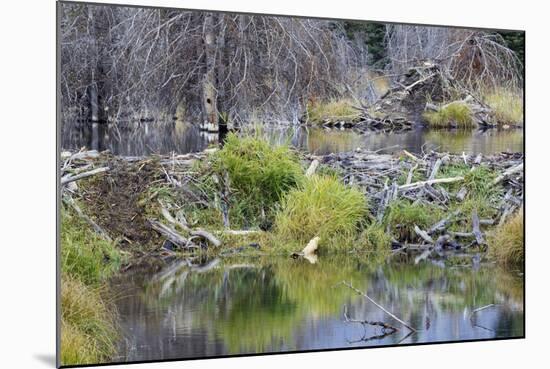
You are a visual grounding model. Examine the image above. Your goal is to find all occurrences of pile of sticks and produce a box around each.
[307,148,523,261]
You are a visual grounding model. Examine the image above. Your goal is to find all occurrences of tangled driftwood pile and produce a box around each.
[60,146,523,264]
[307,148,523,262]
[353,62,498,130]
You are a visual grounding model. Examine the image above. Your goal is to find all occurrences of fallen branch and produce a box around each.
[414,225,434,243]
[148,219,198,249]
[160,205,221,247]
[492,163,523,185]
[61,167,110,186]
[399,176,464,191]
[341,281,417,332]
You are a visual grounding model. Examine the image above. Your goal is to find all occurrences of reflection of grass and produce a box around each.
[306,128,361,154]
[424,130,472,154]
[132,255,523,355]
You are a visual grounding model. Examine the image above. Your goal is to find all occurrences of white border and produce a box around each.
[2,1,548,368]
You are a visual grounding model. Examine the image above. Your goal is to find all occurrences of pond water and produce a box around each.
[61,120,523,156]
[110,256,523,363]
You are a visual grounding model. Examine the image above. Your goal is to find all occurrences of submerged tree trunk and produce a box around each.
[201,13,218,132]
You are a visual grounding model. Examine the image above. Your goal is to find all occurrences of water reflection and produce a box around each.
[62,120,523,156]
[111,256,523,363]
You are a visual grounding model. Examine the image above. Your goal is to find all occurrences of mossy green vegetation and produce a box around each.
[274,175,367,250]
[211,133,304,228]
[488,211,524,267]
[423,102,474,128]
[60,209,123,365]
[306,99,361,124]
[357,224,392,253]
[61,210,123,286]
[483,88,523,125]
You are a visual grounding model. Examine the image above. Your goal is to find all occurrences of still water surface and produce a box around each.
[111,256,523,362]
[62,121,523,156]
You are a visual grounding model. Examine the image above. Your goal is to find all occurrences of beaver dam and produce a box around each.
[60,132,524,362]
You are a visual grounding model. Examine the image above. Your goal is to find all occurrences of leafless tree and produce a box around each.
[385,25,522,91]
[60,3,366,126]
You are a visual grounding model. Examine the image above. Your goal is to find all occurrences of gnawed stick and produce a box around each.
[223,229,260,235]
[61,167,110,186]
[305,159,320,177]
[341,281,417,332]
[399,176,464,191]
[406,163,418,185]
[428,158,442,181]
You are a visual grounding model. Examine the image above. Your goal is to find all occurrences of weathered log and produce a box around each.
[428,210,460,234]
[492,163,524,185]
[414,225,434,244]
[61,167,110,186]
[148,219,198,249]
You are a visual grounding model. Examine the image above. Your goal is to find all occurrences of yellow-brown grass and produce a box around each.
[488,211,524,267]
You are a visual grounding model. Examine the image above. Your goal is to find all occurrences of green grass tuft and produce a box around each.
[212,133,304,227]
[357,224,392,253]
[488,211,524,267]
[275,175,367,250]
[423,102,474,128]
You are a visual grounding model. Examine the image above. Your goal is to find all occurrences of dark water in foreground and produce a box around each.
[110,257,523,363]
[62,121,523,156]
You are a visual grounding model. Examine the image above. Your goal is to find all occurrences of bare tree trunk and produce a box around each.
[201,13,218,132]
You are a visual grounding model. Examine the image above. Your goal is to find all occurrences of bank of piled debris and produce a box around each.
[354,62,500,130]
[60,145,523,265]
